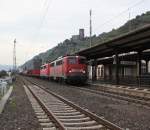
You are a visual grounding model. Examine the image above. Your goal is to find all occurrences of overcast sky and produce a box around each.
[0,0,149,65]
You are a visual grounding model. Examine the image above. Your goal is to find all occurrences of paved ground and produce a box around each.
[0,77,42,130]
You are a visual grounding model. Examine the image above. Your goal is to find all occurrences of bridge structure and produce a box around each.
[77,24,150,86]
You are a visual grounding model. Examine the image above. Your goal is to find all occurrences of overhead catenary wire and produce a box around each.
[94,0,146,32]
[31,0,53,59]
[38,0,53,31]
[31,0,53,42]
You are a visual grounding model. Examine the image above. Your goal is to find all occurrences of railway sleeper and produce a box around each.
[38,118,51,123]
[63,120,97,127]
[37,115,48,119]
[48,107,74,111]
[66,124,105,130]
[53,111,81,116]
[36,112,46,116]
[59,117,90,122]
[56,114,86,119]
[43,127,57,130]
[47,105,71,109]
[52,109,77,113]
[40,122,54,127]
[47,105,72,108]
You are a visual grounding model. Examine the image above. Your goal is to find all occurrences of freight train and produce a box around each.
[22,55,88,84]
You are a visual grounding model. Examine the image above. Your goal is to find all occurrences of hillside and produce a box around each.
[21,11,150,70]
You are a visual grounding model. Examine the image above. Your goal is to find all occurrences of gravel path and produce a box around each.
[26,76,150,130]
[0,77,42,130]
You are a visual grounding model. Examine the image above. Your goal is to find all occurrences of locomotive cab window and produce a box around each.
[56,60,63,66]
[68,57,77,64]
[41,66,45,70]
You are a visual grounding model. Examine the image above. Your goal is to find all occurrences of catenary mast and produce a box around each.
[89,9,92,47]
[13,39,17,72]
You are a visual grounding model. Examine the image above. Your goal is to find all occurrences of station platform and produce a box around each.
[88,80,150,100]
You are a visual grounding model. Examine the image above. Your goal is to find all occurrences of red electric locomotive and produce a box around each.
[40,63,50,78]
[49,55,87,84]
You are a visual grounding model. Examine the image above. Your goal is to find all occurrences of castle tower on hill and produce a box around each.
[71,28,85,41]
[79,29,84,40]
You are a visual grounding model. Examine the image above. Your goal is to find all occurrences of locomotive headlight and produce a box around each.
[82,70,86,73]
[69,70,72,73]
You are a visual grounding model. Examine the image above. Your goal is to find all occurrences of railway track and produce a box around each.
[26,76,150,108]
[22,77,122,130]
[69,85,150,108]
[89,83,150,100]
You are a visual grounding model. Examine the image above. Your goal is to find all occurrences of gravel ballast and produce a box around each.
[26,76,150,130]
[0,77,42,130]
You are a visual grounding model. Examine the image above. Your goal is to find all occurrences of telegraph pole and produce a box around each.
[13,39,17,72]
[89,9,92,47]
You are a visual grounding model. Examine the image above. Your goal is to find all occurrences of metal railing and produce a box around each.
[0,77,12,98]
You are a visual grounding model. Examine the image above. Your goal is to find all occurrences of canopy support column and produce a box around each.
[146,59,149,73]
[92,59,97,81]
[137,51,142,87]
[114,52,119,85]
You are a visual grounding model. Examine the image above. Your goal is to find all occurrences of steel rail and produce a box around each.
[24,77,122,130]
[68,85,150,108]
[22,78,66,130]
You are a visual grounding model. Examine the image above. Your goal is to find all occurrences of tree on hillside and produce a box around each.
[0,70,8,78]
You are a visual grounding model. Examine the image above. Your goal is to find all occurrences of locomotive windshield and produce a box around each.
[68,57,77,64]
[68,57,87,64]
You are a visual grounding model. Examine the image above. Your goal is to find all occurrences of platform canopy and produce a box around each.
[77,25,150,60]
